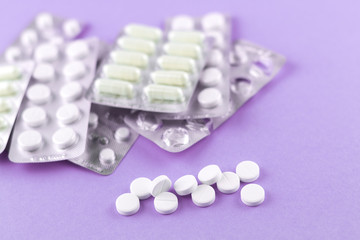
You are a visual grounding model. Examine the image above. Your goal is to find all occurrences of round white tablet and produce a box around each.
[99,148,116,165]
[5,46,22,62]
[206,31,225,49]
[150,175,172,197]
[33,63,55,82]
[191,184,216,207]
[36,13,54,30]
[20,29,38,47]
[200,67,223,87]
[60,82,82,101]
[201,12,226,31]
[62,61,86,80]
[174,175,198,196]
[22,106,47,127]
[114,127,131,142]
[115,193,140,216]
[198,164,222,185]
[63,19,82,38]
[26,84,51,104]
[52,127,77,149]
[240,184,265,206]
[17,130,42,151]
[65,40,90,60]
[207,49,224,67]
[198,88,222,109]
[56,104,80,124]
[130,177,152,200]
[88,112,98,128]
[216,172,240,194]
[171,15,195,30]
[236,161,260,183]
[154,192,178,214]
[34,43,59,62]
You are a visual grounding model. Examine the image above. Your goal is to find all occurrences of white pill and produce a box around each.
[33,63,55,82]
[236,161,260,182]
[20,29,38,47]
[191,184,215,207]
[0,65,22,80]
[151,70,190,87]
[95,78,134,99]
[17,130,42,151]
[66,40,89,60]
[52,127,77,149]
[206,31,225,49]
[216,172,240,194]
[36,13,54,30]
[99,148,116,165]
[157,55,196,73]
[168,31,205,45]
[88,112,98,128]
[174,175,198,196]
[201,67,223,87]
[154,192,178,214]
[117,36,156,55]
[62,61,86,80]
[124,24,163,42]
[111,50,149,69]
[241,184,265,206]
[60,82,82,101]
[5,46,22,62]
[201,12,226,31]
[115,193,140,216]
[63,19,82,38]
[0,83,17,96]
[150,175,172,197]
[103,64,141,83]
[114,127,131,142]
[130,177,152,200]
[198,88,222,109]
[22,107,47,127]
[163,42,202,59]
[0,117,8,130]
[171,15,195,30]
[144,84,185,103]
[34,44,59,62]
[26,84,51,104]
[56,104,80,124]
[0,99,11,113]
[198,164,222,185]
[207,49,224,67]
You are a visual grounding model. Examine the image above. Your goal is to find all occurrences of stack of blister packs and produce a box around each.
[0,12,286,175]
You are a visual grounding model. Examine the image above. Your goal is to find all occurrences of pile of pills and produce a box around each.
[115,161,265,216]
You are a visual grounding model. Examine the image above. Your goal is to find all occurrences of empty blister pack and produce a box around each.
[87,22,211,113]
[69,103,138,175]
[9,37,100,163]
[2,12,84,63]
[158,12,232,119]
[0,61,34,153]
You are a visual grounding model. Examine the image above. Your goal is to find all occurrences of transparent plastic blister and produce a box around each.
[2,12,84,63]
[0,61,34,153]
[87,22,211,113]
[8,37,100,163]
[158,12,232,119]
[69,103,139,175]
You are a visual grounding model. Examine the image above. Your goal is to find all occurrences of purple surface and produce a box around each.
[1,0,360,239]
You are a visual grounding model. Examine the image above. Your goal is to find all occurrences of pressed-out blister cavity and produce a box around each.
[87,22,210,113]
[158,13,232,119]
[69,103,138,175]
[8,38,99,163]
[0,61,34,153]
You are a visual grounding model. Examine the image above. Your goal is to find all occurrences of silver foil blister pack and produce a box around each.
[9,37,100,163]
[69,103,138,175]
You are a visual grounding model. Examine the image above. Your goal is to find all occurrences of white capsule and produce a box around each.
[34,43,59,62]
[95,78,134,99]
[99,148,116,165]
[103,64,141,83]
[33,63,55,82]
[22,106,47,127]
[207,49,224,67]
[0,65,22,80]
[62,61,87,80]
[36,13,54,30]
[117,36,156,55]
[144,84,185,103]
[124,24,163,42]
[0,117,8,130]
[116,193,140,216]
[60,82,83,102]
[114,127,131,142]
[0,83,17,96]
[174,175,198,196]
[197,88,222,109]
[157,55,196,73]
[236,161,260,183]
[52,127,77,149]
[198,164,222,185]
[191,184,216,207]
[110,50,149,68]
[168,31,205,45]
[26,84,51,104]
[240,184,265,206]
[20,29,38,47]
[0,100,11,113]
[163,42,202,59]
[154,192,178,215]
[151,70,189,87]
[17,130,42,151]
[63,19,82,38]
[5,46,22,62]
[150,175,172,197]
[171,15,195,30]
[130,177,152,200]
[56,104,80,124]
[66,40,89,60]
[216,172,240,194]
[201,12,226,31]
[200,67,222,87]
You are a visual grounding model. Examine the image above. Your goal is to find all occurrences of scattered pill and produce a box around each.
[60,82,83,102]
[26,84,51,104]
[171,15,195,30]
[197,88,222,109]
[115,193,140,216]
[63,19,82,38]
[56,104,80,124]
[95,78,134,98]
[33,63,55,82]
[200,67,223,87]
[20,29,38,47]
[103,64,141,83]
[66,40,90,59]
[150,175,172,197]
[99,148,116,165]
[174,175,198,196]
[150,70,190,87]
[130,177,152,200]
[34,43,59,62]
[52,127,77,149]
[201,12,226,31]
[154,192,178,214]
[22,106,47,127]
[62,61,87,80]
[144,84,185,102]
[216,172,240,194]
[114,127,131,142]
[124,24,163,42]
[117,36,156,55]
[17,130,42,151]
[236,161,260,183]
[191,184,216,207]
[240,184,265,206]
[198,164,222,185]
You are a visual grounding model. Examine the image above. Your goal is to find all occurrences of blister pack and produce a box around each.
[69,103,138,175]
[0,61,34,153]
[2,12,84,63]
[87,21,211,113]
[158,12,232,119]
[8,37,100,163]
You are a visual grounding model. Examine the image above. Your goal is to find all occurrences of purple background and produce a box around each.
[1,0,360,239]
